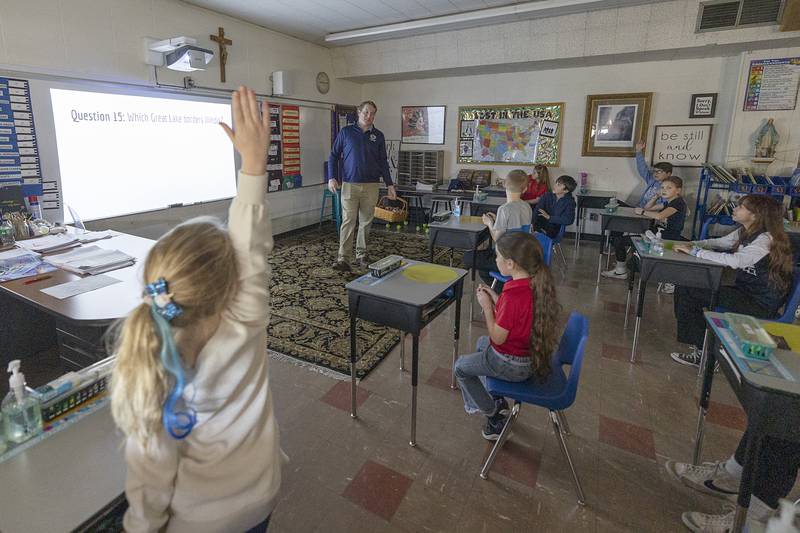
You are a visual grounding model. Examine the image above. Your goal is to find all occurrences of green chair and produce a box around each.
[320,188,342,233]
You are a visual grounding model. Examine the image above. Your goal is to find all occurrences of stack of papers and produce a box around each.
[44,245,135,275]
[16,234,80,254]
[0,248,56,282]
[76,230,115,244]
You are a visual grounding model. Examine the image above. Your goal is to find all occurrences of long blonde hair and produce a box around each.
[110,217,239,448]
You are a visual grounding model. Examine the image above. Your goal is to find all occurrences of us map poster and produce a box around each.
[457,103,564,166]
[0,77,45,212]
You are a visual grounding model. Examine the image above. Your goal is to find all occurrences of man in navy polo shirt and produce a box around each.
[328,100,397,271]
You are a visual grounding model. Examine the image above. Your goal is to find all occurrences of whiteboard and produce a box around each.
[12,71,331,223]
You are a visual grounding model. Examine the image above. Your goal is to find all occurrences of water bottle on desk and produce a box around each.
[580,171,588,194]
[453,198,462,218]
[651,229,664,257]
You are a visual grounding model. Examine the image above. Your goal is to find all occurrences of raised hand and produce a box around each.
[219,86,269,176]
[635,140,646,152]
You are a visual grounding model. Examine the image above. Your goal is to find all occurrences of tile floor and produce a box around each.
[263,234,794,533]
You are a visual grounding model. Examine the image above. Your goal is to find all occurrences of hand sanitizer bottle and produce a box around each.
[651,229,664,257]
[2,360,43,444]
[453,198,462,217]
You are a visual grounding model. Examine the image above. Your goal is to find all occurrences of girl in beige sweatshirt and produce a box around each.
[110,87,282,533]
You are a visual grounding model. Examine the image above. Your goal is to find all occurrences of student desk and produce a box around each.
[625,238,725,362]
[0,231,153,369]
[595,207,651,285]
[694,313,800,532]
[428,216,490,319]
[346,260,467,446]
[0,402,125,532]
[467,196,505,217]
[574,189,616,252]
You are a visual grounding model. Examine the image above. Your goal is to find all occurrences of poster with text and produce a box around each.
[281,105,301,189]
[744,58,800,111]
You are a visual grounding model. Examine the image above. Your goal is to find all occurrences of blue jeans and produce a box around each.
[454,336,533,416]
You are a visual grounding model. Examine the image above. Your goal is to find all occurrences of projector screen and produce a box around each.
[50,88,235,222]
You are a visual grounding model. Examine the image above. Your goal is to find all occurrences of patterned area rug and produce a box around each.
[268,225,462,378]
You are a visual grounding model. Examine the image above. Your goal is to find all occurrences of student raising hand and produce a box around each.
[219,86,269,176]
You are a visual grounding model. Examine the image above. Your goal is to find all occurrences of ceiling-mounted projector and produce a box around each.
[145,36,214,72]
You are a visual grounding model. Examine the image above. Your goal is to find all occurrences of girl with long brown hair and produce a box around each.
[110,87,282,532]
[671,194,794,367]
[454,231,561,441]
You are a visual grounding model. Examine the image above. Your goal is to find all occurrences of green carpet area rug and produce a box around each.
[268,224,463,379]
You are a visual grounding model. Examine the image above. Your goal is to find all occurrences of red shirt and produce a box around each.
[491,278,534,357]
[521,176,548,201]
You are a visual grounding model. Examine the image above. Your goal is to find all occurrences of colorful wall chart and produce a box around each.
[267,103,283,192]
[457,103,564,166]
[281,105,302,190]
[0,77,43,207]
[744,57,800,111]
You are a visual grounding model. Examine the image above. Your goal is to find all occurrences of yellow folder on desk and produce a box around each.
[764,322,800,352]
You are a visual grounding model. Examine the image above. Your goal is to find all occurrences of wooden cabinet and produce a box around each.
[397,150,445,189]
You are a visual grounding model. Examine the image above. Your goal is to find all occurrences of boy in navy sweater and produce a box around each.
[534,175,577,238]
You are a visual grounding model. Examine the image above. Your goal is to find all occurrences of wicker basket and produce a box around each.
[374,196,408,223]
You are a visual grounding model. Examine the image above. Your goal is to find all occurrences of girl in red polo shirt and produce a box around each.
[521,164,550,207]
[453,231,560,440]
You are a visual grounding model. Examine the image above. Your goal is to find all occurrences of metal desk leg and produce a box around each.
[400,332,406,371]
[574,206,583,252]
[452,286,462,389]
[624,269,634,330]
[429,234,435,263]
[692,328,717,464]
[410,333,420,447]
[350,312,358,419]
[697,330,709,378]
[596,230,606,285]
[630,274,645,363]
[732,433,762,533]
[469,241,478,321]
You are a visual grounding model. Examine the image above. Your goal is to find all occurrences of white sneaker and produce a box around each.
[661,283,675,294]
[671,346,703,367]
[681,508,734,532]
[664,460,739,501]
[601,269,628,280]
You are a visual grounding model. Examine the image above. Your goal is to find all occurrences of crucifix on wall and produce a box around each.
[210,26,232,83]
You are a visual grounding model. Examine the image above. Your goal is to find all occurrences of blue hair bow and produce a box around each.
[144,278,183,322]
[144,277,196,440]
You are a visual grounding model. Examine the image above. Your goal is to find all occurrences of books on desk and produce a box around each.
[0,248,57,282]
[16,234,81,254]
[44,245,135,275]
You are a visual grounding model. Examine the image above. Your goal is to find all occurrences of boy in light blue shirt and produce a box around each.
[635,140,673,207]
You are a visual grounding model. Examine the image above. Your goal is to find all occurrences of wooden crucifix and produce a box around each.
[210,26,232,83]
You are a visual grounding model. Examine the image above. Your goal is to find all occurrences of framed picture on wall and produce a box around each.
[401,105,446,144]
[582,93,652,157]
[651,124,713,167]
[690,93,717,118]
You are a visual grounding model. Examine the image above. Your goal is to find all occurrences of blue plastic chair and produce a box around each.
[480,312,589,505]
[488,228,547,290]
[319,188,342,234]
[777,271,800,323]
[699,215,737,240]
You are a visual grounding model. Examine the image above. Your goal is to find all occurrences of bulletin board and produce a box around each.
[457,103,564,166]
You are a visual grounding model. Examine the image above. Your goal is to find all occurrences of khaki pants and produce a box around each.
[338,182,380,262]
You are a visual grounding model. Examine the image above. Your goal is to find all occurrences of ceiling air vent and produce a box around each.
[697,0,785,32]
